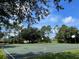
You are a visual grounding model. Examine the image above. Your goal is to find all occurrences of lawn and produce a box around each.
[32,49,79,59]
[65,49,79,55]
[51,40,58,44]
[0,49,7,59]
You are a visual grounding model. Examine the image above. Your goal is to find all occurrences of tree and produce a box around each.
[55,25,69,42]
[55,25,79,43]
[68,27,78,43]
[0,32,4,39]
[20,27,41,43]
[19,26,52,43]
[40,25,52,43]
[53,25,60,37]
[41,25,52,38]
[0,0,72,30]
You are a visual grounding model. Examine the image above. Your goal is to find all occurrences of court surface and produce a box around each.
[3,43,79,59]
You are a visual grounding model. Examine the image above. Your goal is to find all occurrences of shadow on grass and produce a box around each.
[10,52,79,59]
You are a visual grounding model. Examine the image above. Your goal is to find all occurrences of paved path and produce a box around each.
[3,44,79,59]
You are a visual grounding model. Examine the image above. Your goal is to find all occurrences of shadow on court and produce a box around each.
[3,45,18,48]
[10,52,44,59]
[10,52,79,59]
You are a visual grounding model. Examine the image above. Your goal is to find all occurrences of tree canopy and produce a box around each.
[55,25,79,43]
[18,26,52,43]
[0,0,72,30]
[40,25,52,37]
[0,32,4,39]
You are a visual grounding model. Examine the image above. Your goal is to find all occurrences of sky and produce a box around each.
[31,0,79,38]
[6,0,79,38]
[31,0,79,28]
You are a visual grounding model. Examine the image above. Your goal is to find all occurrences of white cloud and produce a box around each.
[62,16,74,24]
[62,16,79,28]
[46,15,59,23]
[32,14,61,30]
[50,17,58,22]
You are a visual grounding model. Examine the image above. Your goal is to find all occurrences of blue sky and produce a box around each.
[30,0,79,28]
[22,0,79,38]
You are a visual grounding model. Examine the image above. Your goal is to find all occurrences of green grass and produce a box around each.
[51,40,58,44]
[0,49,7,59]
[64,49,79,55]
[32,50,79,59]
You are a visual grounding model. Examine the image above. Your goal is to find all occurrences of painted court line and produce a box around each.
[4,49,15,59]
